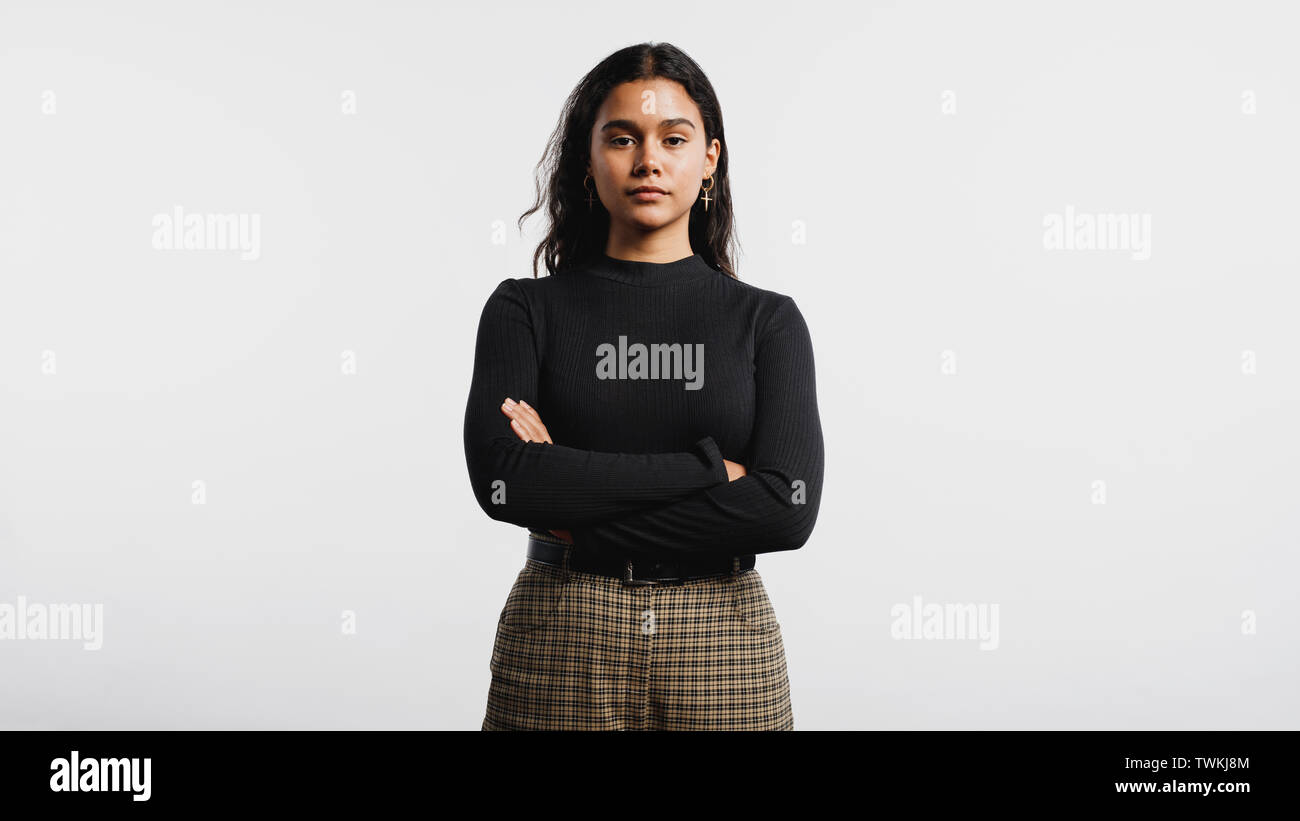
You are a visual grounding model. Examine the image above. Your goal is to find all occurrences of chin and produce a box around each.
[623,209,681,231]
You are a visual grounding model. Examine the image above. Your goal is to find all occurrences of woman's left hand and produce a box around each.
[500,397,553,444]
[502,396,573,543]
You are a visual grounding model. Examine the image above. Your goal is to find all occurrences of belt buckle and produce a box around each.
[622,559,660,587]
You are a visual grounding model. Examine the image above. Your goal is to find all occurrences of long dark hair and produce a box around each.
[518,42,740,279]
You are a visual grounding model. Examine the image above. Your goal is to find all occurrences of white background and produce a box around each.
[1,0,1296,729]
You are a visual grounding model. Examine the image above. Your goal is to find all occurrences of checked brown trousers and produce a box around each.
[482,533,794,731]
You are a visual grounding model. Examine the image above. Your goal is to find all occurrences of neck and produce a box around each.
[604,223,693,264]
[579,248,713,287]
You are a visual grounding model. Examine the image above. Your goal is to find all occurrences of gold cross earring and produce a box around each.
[699,174,715,212]
[583,174,596,211]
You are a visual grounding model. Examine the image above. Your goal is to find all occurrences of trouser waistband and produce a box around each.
[526,531,755,586]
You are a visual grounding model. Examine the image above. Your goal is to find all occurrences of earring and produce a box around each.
[699,174,715,212]
[583,174,595,211]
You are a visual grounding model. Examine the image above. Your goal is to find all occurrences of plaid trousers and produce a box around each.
[482,535,794,731]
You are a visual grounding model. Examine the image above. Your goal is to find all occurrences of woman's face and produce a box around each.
[587,77,720,235]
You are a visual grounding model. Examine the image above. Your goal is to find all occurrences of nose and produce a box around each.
[634,145,662,175]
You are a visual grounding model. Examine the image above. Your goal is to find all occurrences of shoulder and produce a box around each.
[478,273,558,306]
[484,271,575,299]
[712,276,808,337]
[737,285,813,353]
[712,271,802,310]
[475,273,579,331]
[478,276,522,306]
[472,278,534,330]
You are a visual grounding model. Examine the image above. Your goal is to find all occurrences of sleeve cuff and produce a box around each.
[693,436,730,485]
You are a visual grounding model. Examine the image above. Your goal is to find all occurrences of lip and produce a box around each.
[629,187,667,201]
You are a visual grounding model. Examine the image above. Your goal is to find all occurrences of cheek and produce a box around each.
[594,159,627,189]
[596,147,626,167]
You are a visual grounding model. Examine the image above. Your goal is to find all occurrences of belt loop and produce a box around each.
[731,555,740,576]
[562,544,572,583]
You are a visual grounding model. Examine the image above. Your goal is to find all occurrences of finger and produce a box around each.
[511,413,545,443]
[501,399,536,422]
[512,402,541,424]
[500,401,540,433]
[520,411,552,444]
[509,417,535,442]
[500,401,536,442]
[503,402,552,445]
[503,411,534,442]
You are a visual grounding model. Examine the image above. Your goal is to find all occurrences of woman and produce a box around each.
[463,42,824,730]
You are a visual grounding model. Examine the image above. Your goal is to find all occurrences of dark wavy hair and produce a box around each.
[518,42,740,280]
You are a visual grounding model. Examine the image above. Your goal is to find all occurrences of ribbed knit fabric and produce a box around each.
[463,251,824,563]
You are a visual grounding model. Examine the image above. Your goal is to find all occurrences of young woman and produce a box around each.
[463,42,824,730]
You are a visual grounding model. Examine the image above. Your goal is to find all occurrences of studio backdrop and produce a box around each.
[1,0,1296,729]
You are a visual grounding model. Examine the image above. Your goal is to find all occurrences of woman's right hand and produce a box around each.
[723,459,747,482]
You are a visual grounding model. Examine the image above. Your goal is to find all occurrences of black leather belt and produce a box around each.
[526,532,755,586]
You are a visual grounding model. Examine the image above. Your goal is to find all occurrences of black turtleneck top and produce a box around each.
[462,251,824,563]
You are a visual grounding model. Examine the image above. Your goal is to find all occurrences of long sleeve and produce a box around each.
[463,278,730,529]
[568,296,824,560]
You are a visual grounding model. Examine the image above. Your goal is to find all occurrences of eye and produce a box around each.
[611,136,635,146]
[665,136,687,146]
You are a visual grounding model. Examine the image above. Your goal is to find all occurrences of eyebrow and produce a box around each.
[600,117,696,133]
